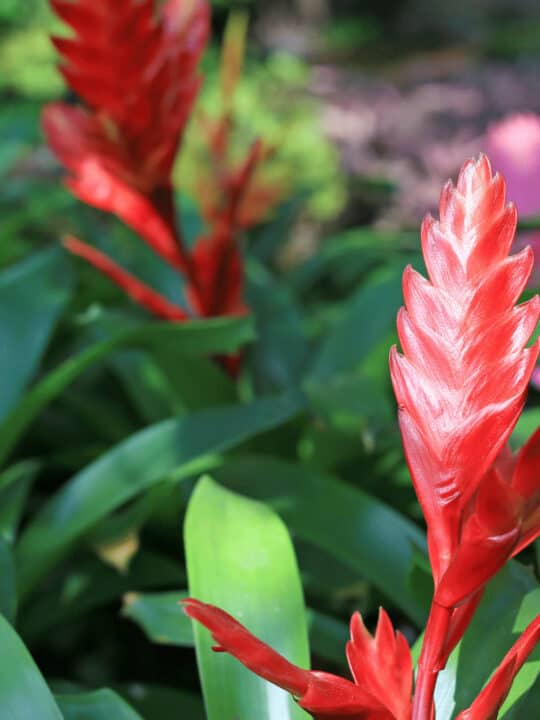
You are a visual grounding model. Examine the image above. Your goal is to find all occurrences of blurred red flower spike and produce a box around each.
[43,103,188,272]
[390,155,540,603]
[183,598,412,720]
[64,236,188,321]
[50,0,208,164]
[456,615,540,720]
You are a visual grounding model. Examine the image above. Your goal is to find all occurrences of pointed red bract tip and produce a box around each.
[182,598,310,697]
[183,598,405,719]
[346,608,412,720]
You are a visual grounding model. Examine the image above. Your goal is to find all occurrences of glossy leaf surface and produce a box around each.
[185,477,311,720]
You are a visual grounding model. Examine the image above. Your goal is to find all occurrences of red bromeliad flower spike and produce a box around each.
[183,598,413,720]
[390,155,540,719]
[456,615,540,720]
[44,0,210,314]
[45,1,282,328]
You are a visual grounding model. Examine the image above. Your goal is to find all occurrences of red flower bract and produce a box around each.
[183,598,413,720]
[390,155,540,604]
[44,0,284,328]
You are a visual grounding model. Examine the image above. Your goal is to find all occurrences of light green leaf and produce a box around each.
[16,392,302,599]
[56,689,143,720]
[185,477,311,720]
[0,613,63,719]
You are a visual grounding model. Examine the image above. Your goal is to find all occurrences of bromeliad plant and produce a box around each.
[184,156,540,719]
[43,0,283,323]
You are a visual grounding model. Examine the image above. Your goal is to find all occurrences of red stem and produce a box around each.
[412,602,452,720]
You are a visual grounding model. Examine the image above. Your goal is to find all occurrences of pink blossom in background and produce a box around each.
[485,113,540,216]
[484,114,540,288]
[485,114,540,390]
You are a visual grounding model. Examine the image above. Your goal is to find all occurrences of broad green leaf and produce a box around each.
[185,477,311,720]
[0,613,63,719]
[56,689,143,720]
[0,246,72,420]
[121,589,350,667]
[434,563,539,719]
[213,455,429,623]
[308,264,403,382]
[16,392,302,598]
[0,315,254,467]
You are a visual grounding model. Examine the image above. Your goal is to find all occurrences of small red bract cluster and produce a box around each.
[44,0,283,331]
[184,157,540,720]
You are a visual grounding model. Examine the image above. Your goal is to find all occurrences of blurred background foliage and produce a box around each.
[1,0,540,717]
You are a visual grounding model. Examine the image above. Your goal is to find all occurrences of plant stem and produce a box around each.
[412,602,452,720]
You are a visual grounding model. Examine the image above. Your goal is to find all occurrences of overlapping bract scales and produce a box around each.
[49,0,209,189]
[390,155,540,583]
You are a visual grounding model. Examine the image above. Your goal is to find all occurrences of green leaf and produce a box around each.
[512,407,540,448]
[122,590,191,646]
[56,689,144,720]
[0,461,39,543]
[213,455,429,624]
[246,260,309,391]
[116,685,205,720]
[0,247,72,420]
[185,477,311,720]
[0,537,16,622]
[308,264,403,382]
[306,609,349,667]
[0,613,63,719]
[434,563,539,719]
[0,315,254,466]
[287,228,414,293]
[16,392,302,599]
[20,550,184,641]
